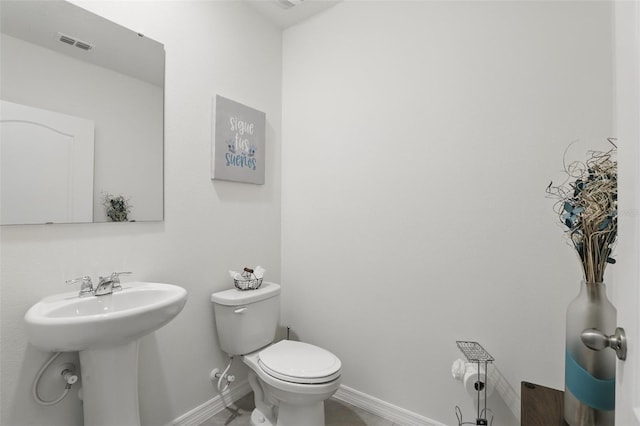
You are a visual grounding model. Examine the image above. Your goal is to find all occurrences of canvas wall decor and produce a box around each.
[211,95,266,185]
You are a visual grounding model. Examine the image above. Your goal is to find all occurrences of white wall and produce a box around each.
[0,1,282,425]
[281,1,613,425]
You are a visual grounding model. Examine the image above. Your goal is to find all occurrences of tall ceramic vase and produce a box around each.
[564,281,616,426]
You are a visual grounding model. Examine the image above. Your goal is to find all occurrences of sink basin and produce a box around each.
[25,282,187,352]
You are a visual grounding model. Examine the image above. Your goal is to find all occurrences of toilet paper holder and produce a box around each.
[455,341,495,426]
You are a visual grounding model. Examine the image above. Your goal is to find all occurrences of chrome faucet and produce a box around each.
[67,272,132,297]
[66,276,94,297]
[95,272,132,296]
[95,276,116,296]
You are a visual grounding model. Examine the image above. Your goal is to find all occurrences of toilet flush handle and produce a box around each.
[234,307,247,314]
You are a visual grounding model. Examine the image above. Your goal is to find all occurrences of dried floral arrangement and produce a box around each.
[102,192,131,222]
[546,139,618,283]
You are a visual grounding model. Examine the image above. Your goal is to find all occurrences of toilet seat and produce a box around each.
[258,340,342,384]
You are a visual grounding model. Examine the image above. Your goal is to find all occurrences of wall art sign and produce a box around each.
[211,95,266,185]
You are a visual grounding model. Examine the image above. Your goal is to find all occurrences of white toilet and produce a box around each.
[211,282,342,426]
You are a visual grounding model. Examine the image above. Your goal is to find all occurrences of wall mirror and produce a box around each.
[0,0,164,225]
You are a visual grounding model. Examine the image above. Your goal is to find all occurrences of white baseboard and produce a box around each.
[333,385,447,426]
[171,381,443,426]
[171,379,252,426]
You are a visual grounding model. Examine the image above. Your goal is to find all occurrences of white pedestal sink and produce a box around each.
[24,282,188,426]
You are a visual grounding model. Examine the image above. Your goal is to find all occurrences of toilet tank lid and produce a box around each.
[211,282,280,306]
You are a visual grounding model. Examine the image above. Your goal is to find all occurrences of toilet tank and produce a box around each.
[210,282,280,356]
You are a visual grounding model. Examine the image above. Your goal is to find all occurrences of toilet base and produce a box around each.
[250,408,275,426]
[249,403,325,426]
[249,399,326,426]
[276,401,325,426]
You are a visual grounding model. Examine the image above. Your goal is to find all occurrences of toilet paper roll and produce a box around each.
[451,358,467,381]
[463,363,494,399]
[451,359,521,418]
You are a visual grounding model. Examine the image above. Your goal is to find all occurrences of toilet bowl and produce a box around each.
[243,340,341,426]
[210,282,342,426]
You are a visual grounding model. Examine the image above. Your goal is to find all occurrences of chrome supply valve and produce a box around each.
[66,276,94,297]
[60,364,79,389]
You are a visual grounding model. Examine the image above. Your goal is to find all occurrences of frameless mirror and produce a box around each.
[0,0,164,225]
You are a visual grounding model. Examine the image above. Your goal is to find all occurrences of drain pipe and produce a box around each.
[32,352,78,406]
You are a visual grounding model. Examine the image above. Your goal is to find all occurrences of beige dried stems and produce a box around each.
[547,140,618,284]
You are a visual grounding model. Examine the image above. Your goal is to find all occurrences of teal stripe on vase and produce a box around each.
[566,350,615,411]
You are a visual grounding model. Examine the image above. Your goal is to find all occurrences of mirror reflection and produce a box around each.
[0,0,164,225]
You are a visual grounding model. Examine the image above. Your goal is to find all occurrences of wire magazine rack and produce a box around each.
[455,341,495,426]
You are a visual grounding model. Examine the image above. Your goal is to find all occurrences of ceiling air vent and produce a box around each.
[74,41,92,51]
[59,34,75,46]
[57,33,94,51]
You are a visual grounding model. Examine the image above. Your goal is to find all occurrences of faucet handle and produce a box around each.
[110,272,132,290]
[66,276,94,296]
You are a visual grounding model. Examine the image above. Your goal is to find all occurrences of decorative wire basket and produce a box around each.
[234,268,263,291]
[455,341,494,363]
